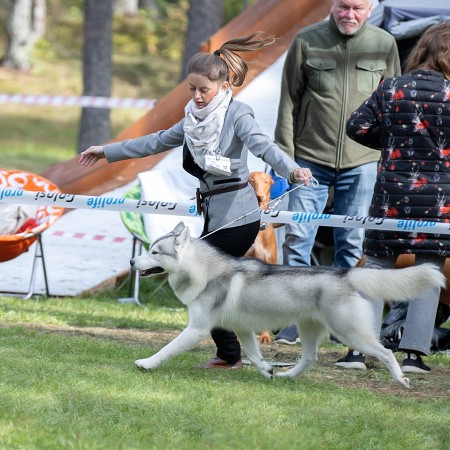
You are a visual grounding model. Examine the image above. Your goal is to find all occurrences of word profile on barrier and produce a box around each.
[1,187,449,236]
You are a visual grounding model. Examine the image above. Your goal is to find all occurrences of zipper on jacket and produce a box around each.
[336,39,349,170]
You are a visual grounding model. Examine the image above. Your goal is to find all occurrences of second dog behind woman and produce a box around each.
[79,32,313,370]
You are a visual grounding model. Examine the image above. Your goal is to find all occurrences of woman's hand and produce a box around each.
[79,146,105,167]
[291,167,313,185]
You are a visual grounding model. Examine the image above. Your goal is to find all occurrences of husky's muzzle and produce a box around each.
[130,259,165,277]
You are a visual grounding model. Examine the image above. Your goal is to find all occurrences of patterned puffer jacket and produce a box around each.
[346,70,450,257]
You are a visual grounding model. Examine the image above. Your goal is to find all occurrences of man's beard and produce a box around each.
[337,21,360,36]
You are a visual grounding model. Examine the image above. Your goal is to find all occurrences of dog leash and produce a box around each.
[200,176,319,241]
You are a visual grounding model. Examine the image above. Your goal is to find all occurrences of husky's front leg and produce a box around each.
[238,331,274,379]
[135,325,208,370]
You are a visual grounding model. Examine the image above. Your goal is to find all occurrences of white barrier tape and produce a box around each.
[0,188,199,218]
[1,188,449,235]
[0,93,156,110]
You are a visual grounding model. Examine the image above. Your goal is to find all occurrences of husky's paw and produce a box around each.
[261,360,273,373]
[134,358,156,371]
[397,375,410,389]
[274,372,288,378]
[275,369,294,379]
[260,368,274,380]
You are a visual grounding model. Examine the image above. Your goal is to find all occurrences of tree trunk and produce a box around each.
[77,0,113,153]
[3,0,46,70]
[180,0,224,80]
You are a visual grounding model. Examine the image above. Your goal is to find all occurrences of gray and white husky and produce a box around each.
[131,222,445,388]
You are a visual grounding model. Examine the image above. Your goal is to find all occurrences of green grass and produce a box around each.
[0,106,78,173]
[0,293,449,450]
[0,54,178,174]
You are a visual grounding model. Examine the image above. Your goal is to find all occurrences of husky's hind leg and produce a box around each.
[346,336,410,389]
[275,321,326,379]
[238,331,274,379]
[330,295,410,388]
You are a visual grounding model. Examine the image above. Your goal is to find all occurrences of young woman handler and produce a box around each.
[80,32,313,370]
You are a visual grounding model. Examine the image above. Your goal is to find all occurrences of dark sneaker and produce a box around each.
[402,353,431,374]
[335,350,367,370]
[273,325,300,345]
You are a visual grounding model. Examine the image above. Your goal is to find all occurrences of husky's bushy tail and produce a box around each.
[348,263,446,301]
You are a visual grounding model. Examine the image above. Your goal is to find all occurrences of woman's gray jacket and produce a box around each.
[103,100,300,231]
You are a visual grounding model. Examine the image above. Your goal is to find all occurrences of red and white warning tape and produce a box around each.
[0,93,156,109]
[51,230,128,243]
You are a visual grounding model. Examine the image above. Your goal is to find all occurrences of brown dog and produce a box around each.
[245,171,278,344]
[245,172,278,265]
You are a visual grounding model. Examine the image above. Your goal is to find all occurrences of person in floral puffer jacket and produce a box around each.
[344,21,450,374]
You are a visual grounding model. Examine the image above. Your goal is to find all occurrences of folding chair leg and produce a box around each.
[23,234,50,300]
[118,236,143,306]
[127,236,139,297]
[132,265,142,306]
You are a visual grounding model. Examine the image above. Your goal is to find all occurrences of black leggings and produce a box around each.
[201,220,260,363]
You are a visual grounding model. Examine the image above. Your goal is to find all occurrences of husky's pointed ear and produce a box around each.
[175,224,191,248]
[173,221,185,234]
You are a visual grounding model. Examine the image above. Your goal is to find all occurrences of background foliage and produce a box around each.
[0,0,256,172]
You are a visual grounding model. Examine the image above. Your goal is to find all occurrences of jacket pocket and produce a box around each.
[357,59,387,95]
[305,58,336,92]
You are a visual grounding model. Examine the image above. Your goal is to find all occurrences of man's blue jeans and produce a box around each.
[283,159,378,268]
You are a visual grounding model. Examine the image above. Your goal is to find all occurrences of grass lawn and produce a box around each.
[0,290,449,450]
[0,56,177,174]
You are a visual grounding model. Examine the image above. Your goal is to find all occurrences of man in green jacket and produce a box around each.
[273,0,401,366]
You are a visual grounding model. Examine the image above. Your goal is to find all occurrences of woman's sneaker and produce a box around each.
[335,350,367,370]
[402,353,431,374]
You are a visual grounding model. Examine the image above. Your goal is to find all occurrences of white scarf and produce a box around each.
[183,88,232,172]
